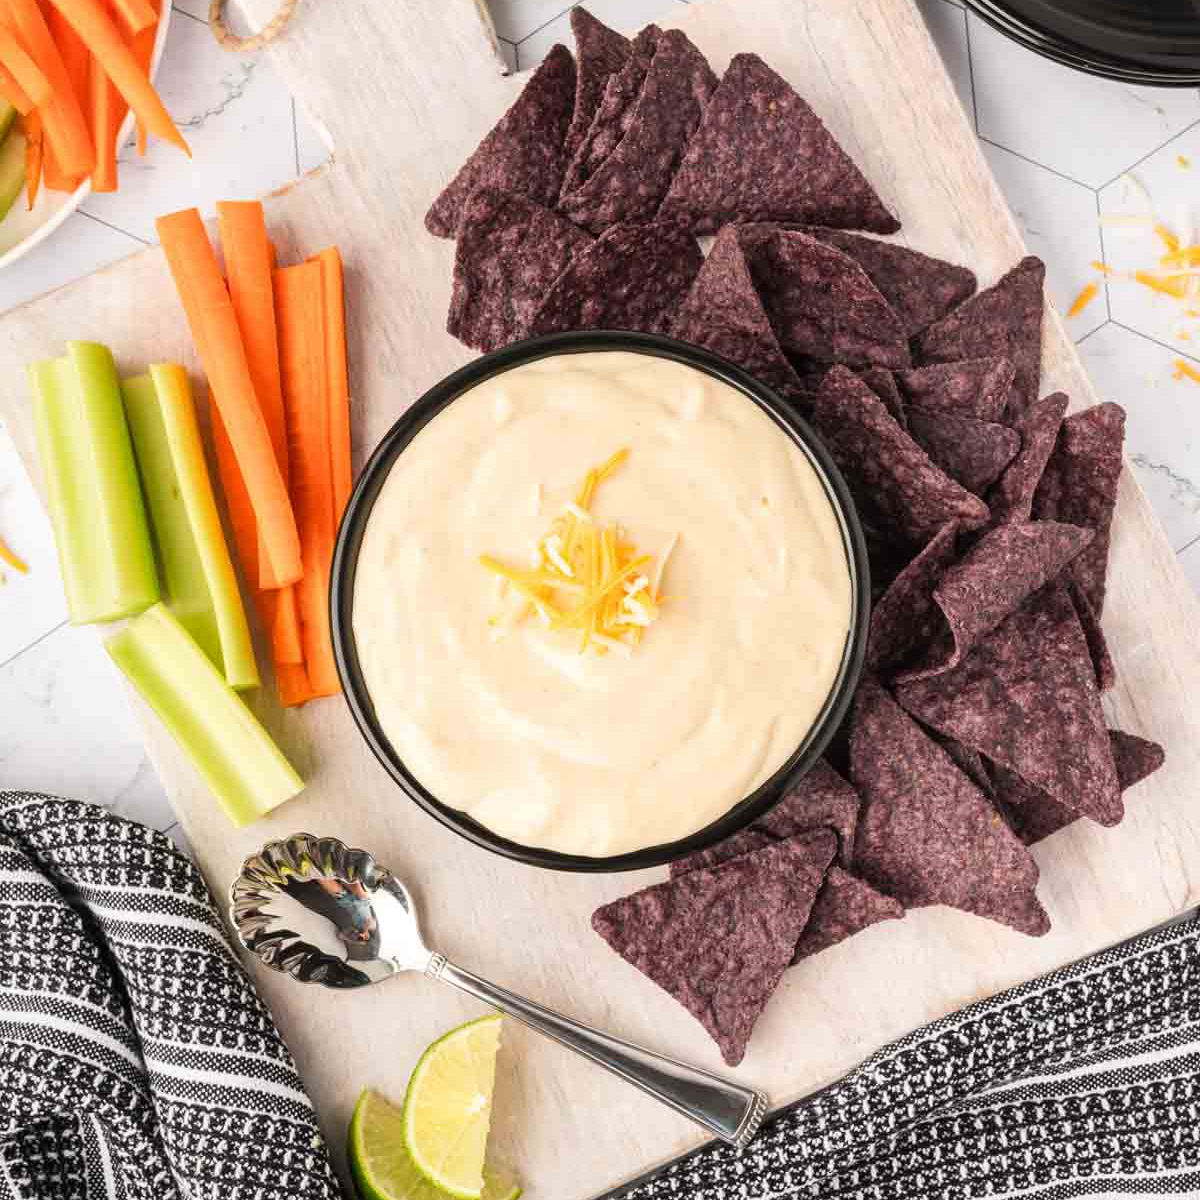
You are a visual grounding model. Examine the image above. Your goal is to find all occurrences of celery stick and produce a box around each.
[122,365,259,690]
[29,341,159,624]
[107,604,302,826]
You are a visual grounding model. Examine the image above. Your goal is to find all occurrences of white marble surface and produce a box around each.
[1,0,1199,843]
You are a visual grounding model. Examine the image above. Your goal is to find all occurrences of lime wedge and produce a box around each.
[401,1014,504,1200]
[350,1082,519,1200]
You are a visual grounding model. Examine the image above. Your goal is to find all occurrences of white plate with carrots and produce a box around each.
[0,0,178,269]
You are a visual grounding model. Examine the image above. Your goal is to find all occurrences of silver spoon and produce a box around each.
[230,833,767,1150]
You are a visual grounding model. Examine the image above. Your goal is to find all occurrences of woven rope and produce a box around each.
[209,0,298,52]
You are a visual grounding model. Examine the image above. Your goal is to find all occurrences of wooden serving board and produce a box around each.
[3,0,1200,1195]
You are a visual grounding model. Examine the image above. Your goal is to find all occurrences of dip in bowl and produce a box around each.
[331,332,869,871]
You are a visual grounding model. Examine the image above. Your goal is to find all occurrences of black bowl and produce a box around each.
[330,331,870,873]
[965,0,1200,86]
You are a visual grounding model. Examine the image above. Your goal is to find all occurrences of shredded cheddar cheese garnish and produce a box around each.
[0,538,28,574]
[479,449,670,655]
[1174,359,1200,385]
[1155,224,1182,254]
[1067,281,1099,318]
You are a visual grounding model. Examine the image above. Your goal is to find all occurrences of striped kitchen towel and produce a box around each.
[0,791,342,1200]
[611,910,1200,1199]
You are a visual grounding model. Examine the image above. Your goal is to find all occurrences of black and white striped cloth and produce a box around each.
[615,911,1200,1199]
[0,791,341,1200]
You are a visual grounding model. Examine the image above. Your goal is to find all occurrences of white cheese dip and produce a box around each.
[352,352,852,857]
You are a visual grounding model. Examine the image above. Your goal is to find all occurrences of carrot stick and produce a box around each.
[0,24,51,112]
[42,146,84,191]
[310,247,353,525]
[88,43,119,190]
[111,0,153,33]
[210,400,304,666]
[46,3,89,113]
[127,0,154,154]
[217,201,290,587]
[157,208,303,588]
[4,0,94,177]
[274,261,340,696]
[44,0,187,155]
[276,661,314,708]
[23,114,41,206]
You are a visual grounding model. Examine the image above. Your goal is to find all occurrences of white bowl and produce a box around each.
[0,3,173,269]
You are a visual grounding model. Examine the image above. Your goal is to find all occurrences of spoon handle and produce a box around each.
[429,955,767,1150]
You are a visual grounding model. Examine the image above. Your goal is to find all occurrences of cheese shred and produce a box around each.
[1067,281,1099,318]
[0,538,28,574]
[479,449,671,655]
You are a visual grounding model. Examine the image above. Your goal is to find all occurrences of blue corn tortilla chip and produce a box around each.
[991,731,1164,845]
[447,189,593,352]
[916,257,1046,422]
[808,367,989,548]
[757,759,860,865]
[805,230,976,338]
[895,583,1122,827]
[896,521,1094,683]
[1033,402,1126,617]
[558,25,659,203]
[896,357,1015,423]
[857,367,907,428]
[562,9,631,167]
[849,680,1049,936]
[426,45,577,238]
[907,409,1020,496]
[1068,579,1115,692]
[558,29,717,234]
[792,867,904,964]
[987,392,1069,525]
[527,221,702,336]
[593,830,836,1065]
[666,225,808,401]
[866,523,959,675]
[669,759,860,877]
[656,53,899,235]
[740,227,911,370]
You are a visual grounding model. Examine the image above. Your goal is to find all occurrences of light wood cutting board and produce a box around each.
[2,1,1200,1196]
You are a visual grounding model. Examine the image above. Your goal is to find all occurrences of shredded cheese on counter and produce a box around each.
[479,448,671,655]
[0,538,28,575]
[1071,174,1200,384]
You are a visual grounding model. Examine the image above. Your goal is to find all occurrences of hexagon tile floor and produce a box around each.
[1,0,1199,836]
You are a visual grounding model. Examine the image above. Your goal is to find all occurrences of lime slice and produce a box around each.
[349,1087,520,1200]
[402,1014,504,1200]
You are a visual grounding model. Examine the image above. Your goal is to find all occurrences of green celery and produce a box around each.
[122,364,259,690]
[30,341,159,624]
[107,604,303,826]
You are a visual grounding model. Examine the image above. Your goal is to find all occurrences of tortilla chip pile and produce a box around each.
[426,11,1166,1068]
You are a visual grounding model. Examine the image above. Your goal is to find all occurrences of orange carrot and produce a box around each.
[210,400,304,667]
[46,3,89,112]
[127,0,155,154]
[110,0,154,33]
[274,261,340,696]
[23,113,42,206]
[4,0,94,177]
[219,201,292,589]
[157,207,303,588]
[0,24,51,112]
[42,146,84,191]
[276,661,314,708]
[88,39,119,190]
[271,584,304,664]
[310,247,353,524]
[44,0,187,155]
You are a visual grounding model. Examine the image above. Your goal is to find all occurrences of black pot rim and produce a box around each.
[963,0,1200,86]
[329,330,870,873]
